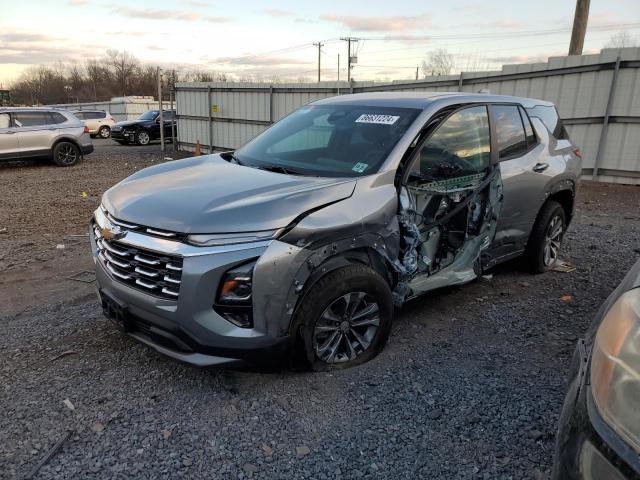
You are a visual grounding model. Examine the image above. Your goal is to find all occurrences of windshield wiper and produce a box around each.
[257,164,305,176]
[220,151,245,166]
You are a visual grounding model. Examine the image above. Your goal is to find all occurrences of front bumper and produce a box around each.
[110,129,135,143]
[553,340,640,480]
[81,144,94,155]
[89,211,308,367]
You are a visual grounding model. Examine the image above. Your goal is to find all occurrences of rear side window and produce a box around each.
[519,106,537,147]
[74,112,85,120]
[13,112,52,127]
[50,112,68,124]
[492,105,528,160]
[0,113,9,129]
[526,105,568,139]
[86,111,105,119]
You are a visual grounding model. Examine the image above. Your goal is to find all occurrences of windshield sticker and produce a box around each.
[352,162,368,173]
[355,114,400,125]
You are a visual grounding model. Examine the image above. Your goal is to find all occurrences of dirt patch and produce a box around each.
[0,143,189,314]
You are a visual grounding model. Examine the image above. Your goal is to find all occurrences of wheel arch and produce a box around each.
[288,245,395,336]
[51,136,82,154]
[547,188,575,226]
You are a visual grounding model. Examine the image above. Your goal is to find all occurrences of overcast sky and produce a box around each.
[1,0,639,85]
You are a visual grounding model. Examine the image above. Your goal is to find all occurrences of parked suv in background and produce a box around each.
[72,110,116,139]
[91,92,581,369]
[0,107,93,166]
[110,110,176,145]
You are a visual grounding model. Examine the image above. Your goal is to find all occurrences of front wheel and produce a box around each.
[524,200,566,273]
[52,142,80,166]
[136,130,150,145]
[293,264,393,370]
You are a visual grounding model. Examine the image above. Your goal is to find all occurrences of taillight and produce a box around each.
[573,148,582,158]
[83,126,89,134]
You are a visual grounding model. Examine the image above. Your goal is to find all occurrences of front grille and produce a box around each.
[94,224,183,300]
[102,207,180,240]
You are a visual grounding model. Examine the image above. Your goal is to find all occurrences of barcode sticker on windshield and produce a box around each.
[355,114,399,125]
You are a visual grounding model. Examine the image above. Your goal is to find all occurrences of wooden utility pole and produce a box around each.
[157,67,164,152]
[569,0,590,55]
[313,42,324,82]
[341,37,359,82]
[170,69,176,152]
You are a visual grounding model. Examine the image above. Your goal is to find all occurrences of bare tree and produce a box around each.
[421,48,455,77]
[106,50,139,97]
[605,31,639,49]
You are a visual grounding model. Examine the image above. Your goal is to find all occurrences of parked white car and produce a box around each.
[71,110,116,139]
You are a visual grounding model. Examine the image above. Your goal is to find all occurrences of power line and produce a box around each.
[356,22,640,43]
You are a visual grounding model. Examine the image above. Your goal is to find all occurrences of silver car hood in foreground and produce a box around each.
[102,154,357,234]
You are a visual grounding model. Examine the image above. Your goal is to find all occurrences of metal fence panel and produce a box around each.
[50,97,171,121]
[176,47,640,184]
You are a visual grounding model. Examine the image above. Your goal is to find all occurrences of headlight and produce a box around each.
[187,229,280,247]
[215,261,256,328]
[591,287,640,453]
[218,262,254,304]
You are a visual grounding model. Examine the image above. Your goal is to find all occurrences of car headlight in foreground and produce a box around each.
[591,287,640,454]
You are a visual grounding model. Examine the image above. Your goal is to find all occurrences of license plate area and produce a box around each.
[100,290,130,332]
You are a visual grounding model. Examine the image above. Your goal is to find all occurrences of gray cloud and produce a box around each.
[111,7,232,23]
[0,33,58,42]
[320,13,431,32]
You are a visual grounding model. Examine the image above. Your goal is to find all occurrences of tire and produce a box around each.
[292,264,393,370]
[524,200,566,273]
[98,126,111,139]
[52,141,81,167]
[136,130,151,145]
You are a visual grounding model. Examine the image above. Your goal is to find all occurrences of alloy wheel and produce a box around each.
[99,127,110,138]
[313,292,380,364]
[57,144,78,165]
[543,215,563,266]
[137,131,150,145]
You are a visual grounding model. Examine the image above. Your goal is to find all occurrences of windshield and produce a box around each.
[138,110,158,121]
[235,105,420,177]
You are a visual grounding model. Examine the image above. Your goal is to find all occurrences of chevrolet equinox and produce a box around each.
[91,92,581,369]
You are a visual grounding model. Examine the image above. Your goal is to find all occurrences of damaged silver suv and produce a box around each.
[91,92,581,369]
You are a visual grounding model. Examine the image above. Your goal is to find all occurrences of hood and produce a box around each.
[113,120,146,128]
[102,154,357,234]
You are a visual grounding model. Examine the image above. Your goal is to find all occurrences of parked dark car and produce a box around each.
[554,259,640,480]
[111,110,176,145]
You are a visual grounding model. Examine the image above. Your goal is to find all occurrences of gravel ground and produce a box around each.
[1,146,639,479]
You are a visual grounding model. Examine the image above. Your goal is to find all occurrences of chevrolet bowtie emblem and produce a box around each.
[101,223,127,241]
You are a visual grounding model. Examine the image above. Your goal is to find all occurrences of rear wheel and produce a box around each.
[524,200,566,273]
[292,264,393,370]
[136,130,150,145]
[52,142,80,167]
[98,126,111,138]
